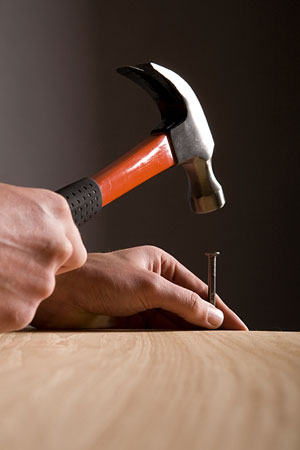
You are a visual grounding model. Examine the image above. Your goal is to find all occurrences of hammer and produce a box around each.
[57,63,225,226]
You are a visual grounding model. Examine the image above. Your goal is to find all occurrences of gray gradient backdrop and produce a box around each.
[0,1,299,330]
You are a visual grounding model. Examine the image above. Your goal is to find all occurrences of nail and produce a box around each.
[205,251,220,306]
[207,306,224,328]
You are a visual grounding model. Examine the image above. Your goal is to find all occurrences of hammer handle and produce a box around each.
[56,178,102,227]
[56,134,175,227]
[92,134,174,206]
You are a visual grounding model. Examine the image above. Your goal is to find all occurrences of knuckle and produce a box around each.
[142,245,158,252]
[40,189,66,210]
[73,246,87,269]
[142,274,164,307]
[188,293,209,323]
[2,304,37,331]
[55,239,73,262]
[17,268,56,302]
[140,245,165,273]
[52,191,71,214]
[42,237,73,265]
[42,191,72,221]
[141,245,161,257]
[33,271,56,299]
[26,269,55,302]
[134,273,159,305]
[188,292,203,315]
[144,273,160,293]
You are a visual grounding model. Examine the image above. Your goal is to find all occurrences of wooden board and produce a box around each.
[0,330,299,450]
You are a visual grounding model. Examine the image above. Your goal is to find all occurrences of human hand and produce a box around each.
[0,182,87,332]
[31,246,247,330]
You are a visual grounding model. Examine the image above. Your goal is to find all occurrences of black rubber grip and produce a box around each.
[56,177,102,227]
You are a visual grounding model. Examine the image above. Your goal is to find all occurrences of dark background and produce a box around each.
[0,1,299,330]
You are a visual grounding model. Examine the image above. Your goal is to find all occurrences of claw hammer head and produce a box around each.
[117,63,225,213]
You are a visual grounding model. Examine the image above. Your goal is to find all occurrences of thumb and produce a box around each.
[146,274,224,329]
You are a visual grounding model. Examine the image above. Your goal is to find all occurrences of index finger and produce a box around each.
[160,251,248,330]
[56,219,87,275]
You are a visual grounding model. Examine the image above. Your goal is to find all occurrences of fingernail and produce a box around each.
[207,307,224,328]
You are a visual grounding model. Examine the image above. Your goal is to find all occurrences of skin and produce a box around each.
[0,183,247,332]
[0,183,87,332]
[31,246,248,331]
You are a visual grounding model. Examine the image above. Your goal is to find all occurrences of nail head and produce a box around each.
[205,251,220,257]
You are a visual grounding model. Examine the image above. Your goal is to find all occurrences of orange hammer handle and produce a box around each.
[92,134,175,206]
[56,134,175,227]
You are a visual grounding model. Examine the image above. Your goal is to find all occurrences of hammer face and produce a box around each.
[183,158,225,213]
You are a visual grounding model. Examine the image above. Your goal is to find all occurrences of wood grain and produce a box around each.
[0,331,299,450]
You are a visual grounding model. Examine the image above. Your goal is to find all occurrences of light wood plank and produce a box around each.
[0,331,299,450]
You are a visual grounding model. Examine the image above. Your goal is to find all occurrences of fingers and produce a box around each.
[146,274,224,329]
[56,223,87,275]
[53,195,87,275]
[158,250,248,330]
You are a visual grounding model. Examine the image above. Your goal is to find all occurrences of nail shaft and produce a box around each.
[205,252,220,306]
